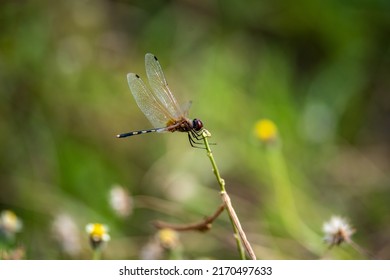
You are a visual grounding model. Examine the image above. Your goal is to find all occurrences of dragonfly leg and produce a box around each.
[188,133,206,149]
[190,129,217,146]
[190,129,205,140]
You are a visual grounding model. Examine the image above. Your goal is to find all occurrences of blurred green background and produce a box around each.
[1,0,390,259]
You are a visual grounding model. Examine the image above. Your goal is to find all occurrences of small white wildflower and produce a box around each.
[109,185,133,217]
[140,240,163,260]
[52,214,81,256]
[323,216,355,247]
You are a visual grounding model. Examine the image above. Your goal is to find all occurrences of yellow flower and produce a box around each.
[85,223,110,249]
[0,210,23,239]
[254,119,278,143]
[157,228,179,249]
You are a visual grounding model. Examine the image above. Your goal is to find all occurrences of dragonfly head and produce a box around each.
[192,119,203,131]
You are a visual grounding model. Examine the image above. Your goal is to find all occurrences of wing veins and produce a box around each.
[127,73,175,128]
[145,53,184,118]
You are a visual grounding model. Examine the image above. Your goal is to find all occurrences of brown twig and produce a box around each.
[220,191,257,260]
[152,204,225,232]
[202,130,256,260]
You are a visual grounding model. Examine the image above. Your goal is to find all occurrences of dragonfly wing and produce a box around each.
[127,73,172,128]
[181,101,192,118]
[145,53,184,119]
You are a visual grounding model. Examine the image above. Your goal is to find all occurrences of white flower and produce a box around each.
[140,240,163,260]
[52,214,81,256]
[323,216,355,246]
[109,185,133,217]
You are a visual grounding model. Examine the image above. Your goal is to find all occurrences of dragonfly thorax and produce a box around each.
[165,117,203,133]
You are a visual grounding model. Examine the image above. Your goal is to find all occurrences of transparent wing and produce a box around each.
[127,73,174,128]
[145,53,184,118]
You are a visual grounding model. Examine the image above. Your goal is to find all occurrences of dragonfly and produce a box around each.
[117,53,204,147]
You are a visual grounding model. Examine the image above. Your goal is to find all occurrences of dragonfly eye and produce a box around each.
[192,119,203,131]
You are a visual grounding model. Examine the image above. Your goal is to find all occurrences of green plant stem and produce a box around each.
[265,142,322,255]
[202,130,256,260]
[92,248,102,260]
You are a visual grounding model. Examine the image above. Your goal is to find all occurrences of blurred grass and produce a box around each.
[1,0,390,259]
